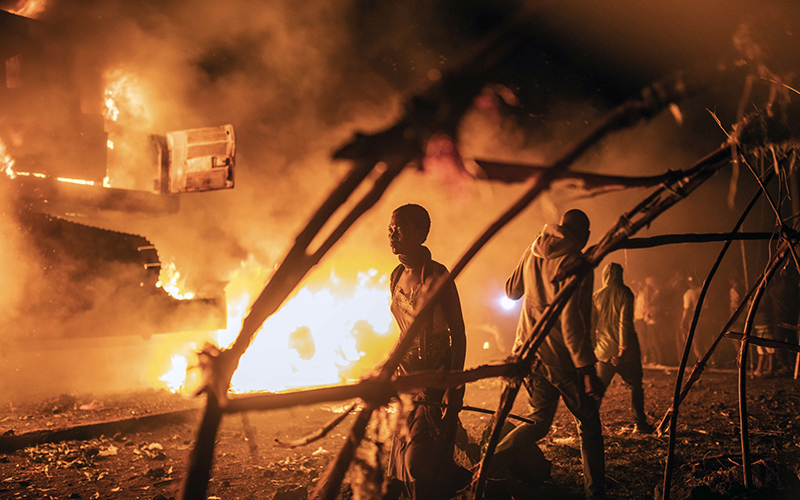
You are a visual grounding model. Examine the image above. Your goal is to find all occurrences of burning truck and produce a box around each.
[0,9,232,349]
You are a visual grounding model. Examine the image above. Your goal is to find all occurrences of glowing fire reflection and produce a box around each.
[158,257,400,394]
[10,0,47,19]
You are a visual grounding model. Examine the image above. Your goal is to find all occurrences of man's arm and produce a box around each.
[440,278,466,424]
[505,248,529,300]
[563,268,604,400]
[441,278,466,372]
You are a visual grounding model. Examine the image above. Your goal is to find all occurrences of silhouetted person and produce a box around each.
[593,262,654,434]
[680,275,705,364]
[769,262,800,376]
[492,209,606,500]
[386,204,469,500]
[753,291,776,378]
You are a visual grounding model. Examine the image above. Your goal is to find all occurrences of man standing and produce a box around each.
[492,209,606,500]
[593,262,654,434]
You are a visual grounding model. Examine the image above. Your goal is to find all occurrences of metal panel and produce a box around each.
[166,124,235,193]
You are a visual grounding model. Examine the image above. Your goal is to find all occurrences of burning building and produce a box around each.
[0,9,238,392]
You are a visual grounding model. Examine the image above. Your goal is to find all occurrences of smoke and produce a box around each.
[1,0,798,397]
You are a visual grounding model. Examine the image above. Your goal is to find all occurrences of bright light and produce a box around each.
[155,257,401,394]
[159,355,189,392]
[499,295,517,311]
[57,177,95,186]
[483,341,490,350]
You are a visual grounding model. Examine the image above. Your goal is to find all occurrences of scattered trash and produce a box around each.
[79,401,104,411]
[97,445,117,457]
[273,484,308,500]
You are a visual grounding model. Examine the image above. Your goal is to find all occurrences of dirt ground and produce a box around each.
[1,366,800,500]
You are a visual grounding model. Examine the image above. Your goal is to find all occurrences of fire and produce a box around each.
[160,355,190,393]
[0,139,15,178]
[9,0,47,19]
[103,69,152,126]
[157,261,195,300]
[56,177,95,186]
[158,256,400,394]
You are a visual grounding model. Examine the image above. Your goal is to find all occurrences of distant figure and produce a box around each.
[385,204,469,500]
[769,263,800,376]
[753,291,776,378]
[592,262,654,434]
[636,276,662,365]
[680,275,705,363]
[491,209,606,500]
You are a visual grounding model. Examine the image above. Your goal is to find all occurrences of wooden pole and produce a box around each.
[661,174,771,500]
[738,275,771,490]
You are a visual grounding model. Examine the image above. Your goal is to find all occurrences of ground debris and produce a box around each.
[273,483,308,500]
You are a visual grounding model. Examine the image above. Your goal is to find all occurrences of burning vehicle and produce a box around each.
[0,9,232,345]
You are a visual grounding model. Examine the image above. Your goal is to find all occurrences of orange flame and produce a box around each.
[1,139,15,178]
[103,69,152,127]
[157,261,195,300]
[157,256,400,394]
[10,0,47,19]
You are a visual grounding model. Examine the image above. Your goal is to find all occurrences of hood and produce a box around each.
[602,262,624,287]
[531,223,583,260]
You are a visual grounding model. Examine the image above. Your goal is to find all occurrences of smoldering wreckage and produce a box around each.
[2,2,800,500]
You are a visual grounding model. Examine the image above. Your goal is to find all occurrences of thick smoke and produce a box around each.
[1,0,798,397]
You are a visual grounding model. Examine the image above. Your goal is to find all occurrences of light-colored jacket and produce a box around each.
[506,224,596,371]
[592,263,636,362]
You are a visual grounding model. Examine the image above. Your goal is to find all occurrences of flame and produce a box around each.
[157,261,195,300]
[160,355,189,393]
[1,139,15,178]
[3,140,98,186]
[157,256,400,394]
[57,177,95,186]
[10,0,47,19]
[103,69,152,127]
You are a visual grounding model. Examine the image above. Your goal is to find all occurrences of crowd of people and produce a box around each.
[383,204,800,500]
[629,263,799,377]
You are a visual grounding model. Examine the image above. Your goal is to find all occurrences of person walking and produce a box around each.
[593,262,655,434]
[492,209,606,500]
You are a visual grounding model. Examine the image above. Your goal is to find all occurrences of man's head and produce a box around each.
[388,204,430,255]
[603,262,624,286]
[559,209,590,248]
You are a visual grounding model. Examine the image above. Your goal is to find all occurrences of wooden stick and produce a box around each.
[223,363,516,415]
[275,402,357,449]
[660,173,771,500]
[618,231,777,249]
[741,156,800,273]
[738,274,771,490]
[473,158,684,188]
[180,152,413,500]
[724,332,800,353]
[177,394,223,500]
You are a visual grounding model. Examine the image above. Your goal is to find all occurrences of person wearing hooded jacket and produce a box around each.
[593,262,654,434]
[491,209,606,500]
